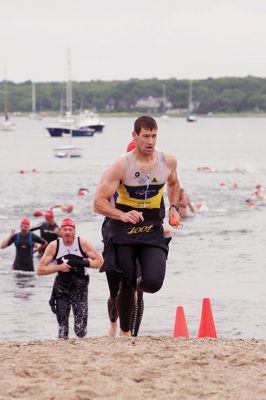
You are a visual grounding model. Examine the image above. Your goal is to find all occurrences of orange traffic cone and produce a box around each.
[197,298,217,338]
[173,306,189,338]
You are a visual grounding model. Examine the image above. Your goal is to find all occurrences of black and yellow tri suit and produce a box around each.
[102,150,171,332]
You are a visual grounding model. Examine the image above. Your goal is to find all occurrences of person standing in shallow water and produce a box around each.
[178,188,195,218]
[94,115,181,336]
[30,210,60,255]
[37,218,103,339]
[0,218,46,272]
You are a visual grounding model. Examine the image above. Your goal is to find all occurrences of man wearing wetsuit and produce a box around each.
[0,218,47,271]
[94,115,180,336]
[37,218,103,339]
[30,210,60,254]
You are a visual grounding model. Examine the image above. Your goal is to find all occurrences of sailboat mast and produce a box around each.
[188,80,193,113]
[162,84,166,114]
[3,66,8,118]
[66,47,72,114]
[32,82,36,114]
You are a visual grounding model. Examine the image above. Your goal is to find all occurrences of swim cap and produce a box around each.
[21,218,30,226]
[45,210,54,220]
[127,139,136,152]
[34,210,43,217]
[61,218,75,228]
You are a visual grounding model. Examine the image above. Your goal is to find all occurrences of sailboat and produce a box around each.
[29,82,42,120]
[186,80,197,122]
[46,49,94,139]
[160,84,170,122]
[51,49,83,158]
[1,69,15,131]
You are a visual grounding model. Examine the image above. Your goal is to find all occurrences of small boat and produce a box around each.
[77,110,105,133]
[1,68,15,131]
[53,145,82,158]
[187,114,197,122]
[46,51,96,138]
[47,126,95,137]
[1,114,15,131]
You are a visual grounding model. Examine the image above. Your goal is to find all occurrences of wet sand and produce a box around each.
[0,337,266,399]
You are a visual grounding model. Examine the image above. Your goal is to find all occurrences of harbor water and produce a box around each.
[0,115,265,340]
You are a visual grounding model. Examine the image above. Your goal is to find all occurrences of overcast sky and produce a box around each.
[1,0,266,83]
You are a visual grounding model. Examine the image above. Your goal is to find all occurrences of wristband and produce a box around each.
[169,204,179,212]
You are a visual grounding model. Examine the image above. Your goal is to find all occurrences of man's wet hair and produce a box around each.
[134,116,158,134]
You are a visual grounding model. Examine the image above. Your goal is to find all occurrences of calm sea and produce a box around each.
[0,116,265,340]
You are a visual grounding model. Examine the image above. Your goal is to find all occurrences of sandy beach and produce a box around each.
[0,337,266,400]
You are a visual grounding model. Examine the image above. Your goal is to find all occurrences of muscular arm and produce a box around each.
[166,154,181,220]
[94,159,144,224]
[37,241,70,275]
[79,238,104,269]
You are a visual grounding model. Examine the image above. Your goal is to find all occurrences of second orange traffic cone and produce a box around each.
[173,306,189,338]
[197,298,217,338]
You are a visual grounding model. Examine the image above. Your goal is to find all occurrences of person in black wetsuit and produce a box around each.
[94,116,181,336]
[30,210,60,254]
[37,218,103,339]
[0,218,47,272]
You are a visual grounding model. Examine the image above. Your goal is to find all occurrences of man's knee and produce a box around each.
[142,277,164,293]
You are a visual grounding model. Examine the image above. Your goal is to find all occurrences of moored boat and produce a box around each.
[47,126,95,137]
[53,145,82,158]
[77,110,105,132]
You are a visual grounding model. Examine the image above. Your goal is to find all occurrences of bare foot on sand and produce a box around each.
[120,330,131,337]
[108,322,118,338]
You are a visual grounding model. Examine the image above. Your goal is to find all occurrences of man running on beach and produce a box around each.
[0,218,47,272]
[37,218,103,339]
[94,115,180,336]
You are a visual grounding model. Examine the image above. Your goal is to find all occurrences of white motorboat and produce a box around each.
[77,110,105,132]
[53,145,82,158]
[1,116,15,131]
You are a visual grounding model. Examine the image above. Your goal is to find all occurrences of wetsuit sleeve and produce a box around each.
[62,258,90,268]
[32,233,46,244]
[7,234,16,246]
[30,225,42,232]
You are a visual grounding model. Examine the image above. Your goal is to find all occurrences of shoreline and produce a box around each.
[8,111,266,118]
[1,336,266,399]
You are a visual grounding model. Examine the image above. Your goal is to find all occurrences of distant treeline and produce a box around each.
[1,76,266,114]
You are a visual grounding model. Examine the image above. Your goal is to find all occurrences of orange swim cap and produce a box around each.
[45,210,54,220]
[34,210,43,217]
[21,218,30,226]
[61,218,75,228]
[127,139,136,152]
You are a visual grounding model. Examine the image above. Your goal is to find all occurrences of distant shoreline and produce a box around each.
[8,111,266,118]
